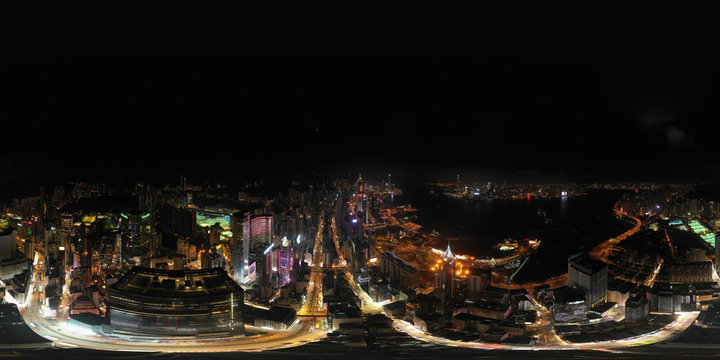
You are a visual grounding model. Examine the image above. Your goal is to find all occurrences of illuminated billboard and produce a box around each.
[246,261,256,284]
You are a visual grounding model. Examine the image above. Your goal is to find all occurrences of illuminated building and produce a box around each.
[433,244,456,303]
[251,242,275,287]
[568,254,607,307]
[463,300,511,320]
[356,174,365,213]
[274,236,293,287]
[0,228,31,283]
[138,185,160,215]
[108,267,243,336]
[656,261,714,284]
[61,214,73,230]
[230,212,246,283]
[624,293,649,322]
[250,215,273,244]
[200,250,225,269]
[243,305,297,331]
[380,251,419,289]
[552,285,587,322]
[232,212,272,284]
[119,212,155,268]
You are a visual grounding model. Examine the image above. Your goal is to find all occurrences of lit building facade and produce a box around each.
[119,212,155,268]
[232,212,272,284]
[108,267,243,336]
[568,255,607,307]
[380,251,419,289]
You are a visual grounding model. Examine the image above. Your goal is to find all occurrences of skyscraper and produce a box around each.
[159,204,197,239]
[119,212,154,268]
[356,174,364,213]
[232,212,272,284]
[568,254,607,307]
[434,244,456,303]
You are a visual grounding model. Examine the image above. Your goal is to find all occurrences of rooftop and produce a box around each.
[553,286,586,304]
[570,256,607,275]
[110,266,241,298]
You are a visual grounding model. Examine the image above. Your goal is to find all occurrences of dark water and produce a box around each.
[393,184,628,281]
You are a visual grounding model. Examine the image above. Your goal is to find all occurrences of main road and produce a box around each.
[589,201,642,262]
[329,215,699,351]
[17,213,329,353]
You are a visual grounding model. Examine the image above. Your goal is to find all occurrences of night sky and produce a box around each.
[4,4,720,184]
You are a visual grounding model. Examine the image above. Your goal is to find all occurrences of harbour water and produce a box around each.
[393,184,630,282]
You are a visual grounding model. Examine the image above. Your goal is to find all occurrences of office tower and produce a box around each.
[356,174,364,213]
[434,244,456,303]
[380,251,419,289]
[119,212,154,268]
[232,212,272,284]
[159,204,197,239]
[568,254,607,307]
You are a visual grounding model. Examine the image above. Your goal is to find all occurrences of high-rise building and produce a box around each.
[0,228,30,282]
[232,212,272,284]
[250,215,273,244]
[159,204,197,239]
[467,268,491,301]
[119,212,155,268]
[434,244,456,303]
[274,237,293,287]
[356,174,364,213]
[138,185,160,215]
[380,251,419,289]
[624,293,649,322]
[61,214,73,230]
[231,213,246,283]
[0,228,17,261]
[568,255,607,307]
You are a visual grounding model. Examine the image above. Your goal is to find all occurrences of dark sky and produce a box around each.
[3,4,720,184]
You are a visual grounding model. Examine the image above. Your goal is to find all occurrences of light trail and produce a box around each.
[18,213,329,353]
[12,208,699,353]
[330,215,698,351]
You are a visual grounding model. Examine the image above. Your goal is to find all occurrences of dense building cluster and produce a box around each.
[2,175,720,348]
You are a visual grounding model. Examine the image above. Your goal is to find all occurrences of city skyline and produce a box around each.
[4,4,720,358]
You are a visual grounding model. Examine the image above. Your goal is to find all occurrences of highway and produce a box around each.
[329,214,699,352]
[589,201,643,262]
[8,206,700,353]
[16,214,329,353]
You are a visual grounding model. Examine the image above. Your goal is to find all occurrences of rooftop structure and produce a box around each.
[568,255,607,307]
[108,267,243,336]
